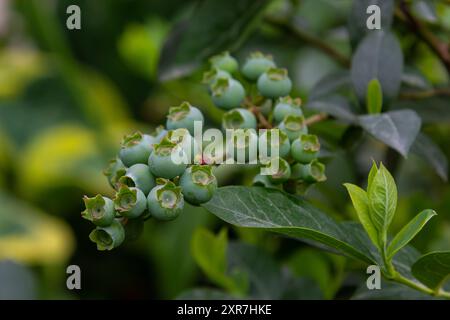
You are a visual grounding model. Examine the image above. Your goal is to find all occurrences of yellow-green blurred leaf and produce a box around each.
[0,49,43,98]
[118,19,169,80]
[17,125,110,198]
[0,192,74,265]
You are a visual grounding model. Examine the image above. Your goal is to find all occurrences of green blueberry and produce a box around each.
[257,68,292,98]
[211,78,245,110]
[291,160,326,183]
[119,163,156,195]
[153,126,168,143]
[242,52,276,81]
[89,219,125,251]
[258,129,290,161]
[180,165,218,205]
[103,157,126,189]
[226,129,259,163]
[148,137,188,178]
[203,68,232,86]
[252,174,276,188]
[273,96,303,123]
[119,132,156,167]
[222,108,257,130]
[291,134,320,164]
[167,128,202,164]
[166,101,204,136]
[114,185,147,219]
[278,114,308,141]
[81,195,115,227]
[147,179,184,221]
[202,136,226,165]
[209,51,238,73]
[266,157,291,184]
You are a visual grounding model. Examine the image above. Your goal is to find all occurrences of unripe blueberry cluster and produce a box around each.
[82,51,326,251]
[204,51,326,190]
[82,102,217,250]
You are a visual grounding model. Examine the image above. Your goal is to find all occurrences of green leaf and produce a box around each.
[367,163,397,246]
[358,110,422,157]
[306,96,357,123]
[367,161,378,190]
[0,191,74,265]
[348,0,395,47]
[352,280,440,300]
[351,31,403,101]
[159,0,270,80]
[227,242,280,299]
[309,71,351,100]
[366,79,383,114]
[411,133,448,182]
[412,0,437,23]
[412,251,450,292]
[191,227,246,295]
[286,249,332,299]
[387,210,437,260]
[146,204,213,298]
[202,186,377,264]
[343,183,379,249]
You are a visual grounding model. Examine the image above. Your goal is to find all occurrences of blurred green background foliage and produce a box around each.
[0,0,449,299]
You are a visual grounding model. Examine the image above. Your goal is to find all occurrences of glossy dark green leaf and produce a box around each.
[401,68,431,90]
[158,0,269,80]
[203,186,421,280]
[394,97,450,124]
[358,110,422,156]
[412,0,437,23]
[351,31,403,101]
[412,251,450,291]
[348,0,395,47]
[387,210,437,260]
[309,71,351,100]
[203,186,377,264]
[306,96,357,123]
[411,133,448,181]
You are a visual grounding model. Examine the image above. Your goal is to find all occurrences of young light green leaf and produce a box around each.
[367,163,397,246]
[366,79,383,114]
[387,210,437,260]
[367,161,378,192]
[343,183,379,249]
[412,251,450,292]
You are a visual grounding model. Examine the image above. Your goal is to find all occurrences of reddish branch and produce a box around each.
[244,98,272,129]
[304,113,328,126]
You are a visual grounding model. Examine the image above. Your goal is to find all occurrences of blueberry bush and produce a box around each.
[1,0,450,300]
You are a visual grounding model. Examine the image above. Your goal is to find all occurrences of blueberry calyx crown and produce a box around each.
[266,67,289,81]
[167,101,192,121]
